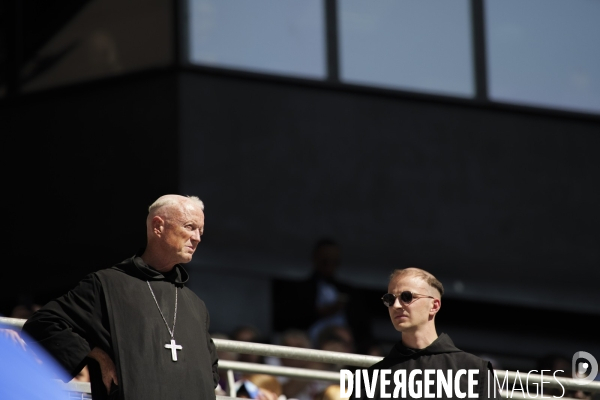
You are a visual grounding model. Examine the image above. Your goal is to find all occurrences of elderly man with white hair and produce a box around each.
[23,195,219,400]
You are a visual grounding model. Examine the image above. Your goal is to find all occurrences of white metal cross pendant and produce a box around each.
[165,339,183,361]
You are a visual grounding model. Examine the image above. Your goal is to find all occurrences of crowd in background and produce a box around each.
[211,324,360,400]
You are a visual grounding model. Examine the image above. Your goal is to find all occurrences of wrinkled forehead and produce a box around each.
[164,201,204,222]
[180,201,204,220]
[388,274,432,294]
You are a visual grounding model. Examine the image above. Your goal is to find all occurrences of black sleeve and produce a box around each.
[205,310,220,388]
[22,274,106,379]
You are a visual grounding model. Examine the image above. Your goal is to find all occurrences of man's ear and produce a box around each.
[152,216,165,236]
[430,298,441,316]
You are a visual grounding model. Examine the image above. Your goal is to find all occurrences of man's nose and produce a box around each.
[191,229,201,242]
[392,297,403,308]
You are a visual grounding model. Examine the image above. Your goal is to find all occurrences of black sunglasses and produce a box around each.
[381,291,435,307]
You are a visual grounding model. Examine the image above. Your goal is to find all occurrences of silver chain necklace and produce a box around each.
[147,281,183,361]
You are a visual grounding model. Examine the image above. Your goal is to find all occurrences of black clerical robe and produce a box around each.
[23,255,219,400]
[353,333,498,399]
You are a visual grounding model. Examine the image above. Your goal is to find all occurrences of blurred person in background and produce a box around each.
[235,374,283,400]
[272,239,371,353]
[249,374,283,399]
[305,239,351,345]
[314,385,350,400]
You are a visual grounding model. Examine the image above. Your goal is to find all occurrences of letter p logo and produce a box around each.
[572,351,598,385]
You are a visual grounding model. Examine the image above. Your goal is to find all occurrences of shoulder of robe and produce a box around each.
[94,265,140,280]
[181,286,208,307]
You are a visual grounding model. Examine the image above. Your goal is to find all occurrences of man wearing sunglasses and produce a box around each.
[352,268,497,399]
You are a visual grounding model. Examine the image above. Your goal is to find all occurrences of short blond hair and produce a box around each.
[315,385,350,400]
[246,374,282,397]
[389,268,444,297]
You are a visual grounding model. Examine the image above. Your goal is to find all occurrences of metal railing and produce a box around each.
[1,316,25,329]
[3,317,600,399]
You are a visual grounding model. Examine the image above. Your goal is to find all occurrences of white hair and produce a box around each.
[148,195,204,218]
